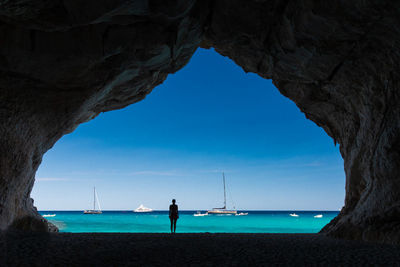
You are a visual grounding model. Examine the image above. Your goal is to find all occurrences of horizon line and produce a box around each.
[38,209,341,212]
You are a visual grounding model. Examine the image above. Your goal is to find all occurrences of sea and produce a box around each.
[39,210,339,233]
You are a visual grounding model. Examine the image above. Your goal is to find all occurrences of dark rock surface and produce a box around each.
[0,0,210,232]
[0,0,399,243]
[202,0,400,244]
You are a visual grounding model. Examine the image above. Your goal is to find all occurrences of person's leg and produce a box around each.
[173,218,177,233]
[170,217,173,233]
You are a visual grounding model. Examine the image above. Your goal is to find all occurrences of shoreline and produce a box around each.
[2,232,399,266]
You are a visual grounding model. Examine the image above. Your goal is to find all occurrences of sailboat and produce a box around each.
[207,173,237,215]
[84,187,102,214]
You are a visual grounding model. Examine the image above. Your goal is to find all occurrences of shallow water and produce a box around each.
[40,210,338,233]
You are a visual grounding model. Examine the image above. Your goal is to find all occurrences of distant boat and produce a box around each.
[43,214,56,217]
[134,204,153,213]
[289,213,299,217]
[314,214,323,218]
[207,173,237,215]
[84,187,102,214]
[193,211,208,217]
[236,212,248,216]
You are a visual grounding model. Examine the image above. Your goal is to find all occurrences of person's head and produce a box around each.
[172,199,176,204]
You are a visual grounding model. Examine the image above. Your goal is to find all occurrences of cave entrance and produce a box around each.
[32,48,344,233]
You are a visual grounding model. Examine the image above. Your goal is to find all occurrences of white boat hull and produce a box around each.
[194,213,208,216]
[84,210,102,214]
[134,204,153,212]
[207,209,237,215]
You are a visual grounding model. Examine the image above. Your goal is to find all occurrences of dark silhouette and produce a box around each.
[169,199,179,233]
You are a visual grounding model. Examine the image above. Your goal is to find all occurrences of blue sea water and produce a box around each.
[39,210,339,233]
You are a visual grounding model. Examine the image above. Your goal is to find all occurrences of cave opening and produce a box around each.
[31,48,345,233]
[0,0,398,250]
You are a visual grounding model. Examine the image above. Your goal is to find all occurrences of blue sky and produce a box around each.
[32,48,345,211]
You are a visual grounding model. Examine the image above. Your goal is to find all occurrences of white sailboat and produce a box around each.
[84,187,102,214]
[134,204,153,213]
[207,173,237,215]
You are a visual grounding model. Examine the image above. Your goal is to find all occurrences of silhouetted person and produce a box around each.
[169,199,179,233]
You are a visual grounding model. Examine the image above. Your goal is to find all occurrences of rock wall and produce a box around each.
[0,0,399,243]
[202,0,400,243]
[0,0,210,231]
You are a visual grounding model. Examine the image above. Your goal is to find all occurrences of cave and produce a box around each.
[0,0,399,244]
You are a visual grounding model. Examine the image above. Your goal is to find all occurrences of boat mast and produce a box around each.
[93,186,96,211]
[223,172,226,209]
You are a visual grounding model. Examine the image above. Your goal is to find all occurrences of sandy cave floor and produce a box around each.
[1,232,400,266]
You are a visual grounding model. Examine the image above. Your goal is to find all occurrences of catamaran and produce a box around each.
[207,173,237,215]
[84,187,102,214]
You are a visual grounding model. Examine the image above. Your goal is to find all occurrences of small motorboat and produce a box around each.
[289,213,299,217]
[42,214,56,217]
[134,204,153,213]
[314,214,323,218]
[235,212,248,216]
[193,211,208,217]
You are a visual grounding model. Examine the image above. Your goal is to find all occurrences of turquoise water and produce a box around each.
[39,211,338,233]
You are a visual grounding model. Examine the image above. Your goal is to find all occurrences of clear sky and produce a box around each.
[32,48,345,211]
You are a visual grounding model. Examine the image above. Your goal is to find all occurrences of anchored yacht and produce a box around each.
[84,187,102,214]
[207,173,237,215]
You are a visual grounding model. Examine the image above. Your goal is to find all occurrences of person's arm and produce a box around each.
[177,205,179,218]
[169,205,172,217]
